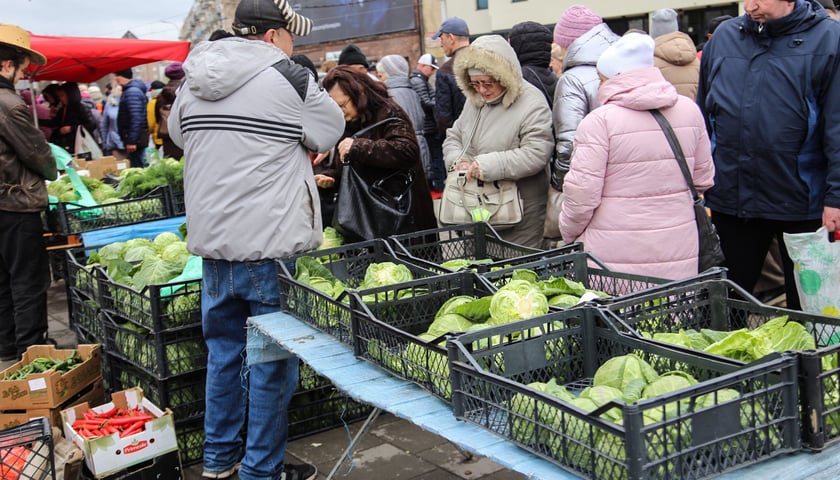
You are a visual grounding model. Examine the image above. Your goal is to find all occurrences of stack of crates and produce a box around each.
[97,271,206,465]
[65,248,103,345]
[0,418,55,480]
[289,363,372,440]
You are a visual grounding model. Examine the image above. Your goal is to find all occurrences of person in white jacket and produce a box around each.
[167,1,344,479]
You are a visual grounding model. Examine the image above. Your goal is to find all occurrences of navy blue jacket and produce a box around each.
[117,79,149,147]
[434,47,466,136]
[697,0,840,221]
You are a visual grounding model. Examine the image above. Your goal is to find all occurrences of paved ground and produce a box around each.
[15,279,529,480]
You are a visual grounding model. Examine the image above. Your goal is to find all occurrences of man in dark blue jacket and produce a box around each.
[114,69,149,167]
[698,0,840,309]
[432,17,469,137]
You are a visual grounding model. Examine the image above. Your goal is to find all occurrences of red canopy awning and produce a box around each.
[26,34,191,82]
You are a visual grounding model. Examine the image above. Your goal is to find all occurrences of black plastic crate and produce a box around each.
[387,222,581,273]
[105,354,206,421]
[349,271,496,401]
[447,309,801,480]
[65,248,100,301]
[174,417,204,466]
[69,290,104,345]
[482,251,725,298]
[277,239,437,345]
[599,278,840,451]
[45,186,173,236]
[0,417,55,480]
[98,271,201,332]
[102,312,207,379]
[169,187,185,216]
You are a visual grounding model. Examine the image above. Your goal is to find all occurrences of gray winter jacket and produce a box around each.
[168,37,344,261]
[550,23,619,189]
[385,76,432,179]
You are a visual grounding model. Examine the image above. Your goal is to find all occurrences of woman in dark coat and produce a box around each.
[318,66,437,242]
[49,82,97,154]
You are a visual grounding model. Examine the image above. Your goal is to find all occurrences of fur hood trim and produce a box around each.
[454,35,523,109]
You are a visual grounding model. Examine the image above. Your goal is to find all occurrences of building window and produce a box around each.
[477,0,488,9]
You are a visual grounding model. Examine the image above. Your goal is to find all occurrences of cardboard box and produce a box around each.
[61,387,178,479]
[0,344,102,410]
[0,379,105,430]
[72,157,129,179]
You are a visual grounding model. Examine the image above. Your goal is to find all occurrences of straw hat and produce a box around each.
[0,24,46,65]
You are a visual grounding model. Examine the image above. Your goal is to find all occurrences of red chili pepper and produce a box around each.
[108,415,153,425]
[118,420,146,438]
[98,405,120,418]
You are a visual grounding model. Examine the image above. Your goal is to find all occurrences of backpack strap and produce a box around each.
[271,59,310,102]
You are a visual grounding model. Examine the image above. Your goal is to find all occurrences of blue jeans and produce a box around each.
[201,259,299,480]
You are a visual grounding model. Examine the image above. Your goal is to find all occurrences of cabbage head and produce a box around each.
[593,354,660,392]
[426,313,474,338]
[153,231,181,249]
[435,295,476,320]
[161,242,190,263]
[360,262,413,289]
[489,279,549,323]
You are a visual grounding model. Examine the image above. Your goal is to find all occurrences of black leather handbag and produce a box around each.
[333,118,415,240]
[650,109,725,272]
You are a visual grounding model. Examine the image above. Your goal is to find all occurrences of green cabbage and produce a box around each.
[359,262,413,289]
[593,354,660,392]
[489,279,549,323]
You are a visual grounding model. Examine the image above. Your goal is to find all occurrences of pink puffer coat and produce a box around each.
[560,66,714,280]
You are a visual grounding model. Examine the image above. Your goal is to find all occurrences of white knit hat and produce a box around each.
[596,32,655,79]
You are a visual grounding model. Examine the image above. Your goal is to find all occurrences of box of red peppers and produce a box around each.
[60,386,177,478]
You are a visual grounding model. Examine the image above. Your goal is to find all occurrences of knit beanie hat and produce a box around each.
[554,5,603,49]
[164,62,185,80]
[338,44,368,66]
[650,9,679,39]
[378,54,409,78]
[114,68,133,79]
[596,32,655,79]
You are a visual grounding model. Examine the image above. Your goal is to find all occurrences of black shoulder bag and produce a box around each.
[650,109,725,272]
[333,117,415,240]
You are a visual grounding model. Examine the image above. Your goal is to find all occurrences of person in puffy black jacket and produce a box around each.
[508,21,556,109]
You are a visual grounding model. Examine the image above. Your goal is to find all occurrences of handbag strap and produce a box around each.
[351,117,400,139]
[649,109,701,203]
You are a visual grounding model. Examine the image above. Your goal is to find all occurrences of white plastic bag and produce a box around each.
[74,126,103,160]
[783,226,840,318]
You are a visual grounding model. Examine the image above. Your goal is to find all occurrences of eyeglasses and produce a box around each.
[337,98,351,111]
[468,79,499,90]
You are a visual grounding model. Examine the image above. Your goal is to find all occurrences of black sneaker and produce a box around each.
[282,463,317,480]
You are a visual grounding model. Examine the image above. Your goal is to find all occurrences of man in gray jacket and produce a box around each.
[167,0,344,479]
[0,25,56,363]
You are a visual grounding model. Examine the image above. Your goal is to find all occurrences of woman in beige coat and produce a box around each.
[442,35,555,248]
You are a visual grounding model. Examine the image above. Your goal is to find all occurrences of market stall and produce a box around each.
[26,34,190,83]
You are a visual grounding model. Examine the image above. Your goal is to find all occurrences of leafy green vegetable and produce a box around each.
[593,354,660,392]
[359,262,413,289]
[489,279,549,323]
[453,296,493,323]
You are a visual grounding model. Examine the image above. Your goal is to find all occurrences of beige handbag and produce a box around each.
[436,107,523,230]
[438,172,523,230]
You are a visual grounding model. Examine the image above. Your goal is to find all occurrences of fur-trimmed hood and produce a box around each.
[454,35,523,109]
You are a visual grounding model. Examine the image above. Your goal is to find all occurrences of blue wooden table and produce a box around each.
[247,311,840,480]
